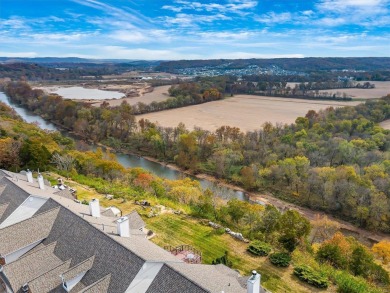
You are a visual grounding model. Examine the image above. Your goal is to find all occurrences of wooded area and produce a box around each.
[2,81,390,234]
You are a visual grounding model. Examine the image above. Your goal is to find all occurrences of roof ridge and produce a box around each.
[0,206,60,230]
[48,198,147,263]
[62,254,95,275]
[27,258,72,284]
[4,242,57,263]
[162,263,210,292]
[3,176,31,195]
[77,273,111,293]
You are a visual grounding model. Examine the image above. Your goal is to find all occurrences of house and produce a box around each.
[0,170,266,293]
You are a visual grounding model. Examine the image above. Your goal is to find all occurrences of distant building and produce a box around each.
[0,170,266,293]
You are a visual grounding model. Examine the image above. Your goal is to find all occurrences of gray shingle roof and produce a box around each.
[28,259,71,293]
[40,199,145,293]
[0,184,6,196]
[0,177,30,223]
[168,263,245,293]
[146,264,208,293]
[0,171,248,293]
[3,242,62,291]
[0,203,8,219]
[0,207,59,256]
[78,274,111,293]
[62,255,95,282]
[54,189,75,200]
[124,210,146,230]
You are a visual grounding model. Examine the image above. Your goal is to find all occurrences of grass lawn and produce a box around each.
[49,173,335,293]
[147,213,334,293]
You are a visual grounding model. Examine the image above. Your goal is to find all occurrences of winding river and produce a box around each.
[0,92,246,200]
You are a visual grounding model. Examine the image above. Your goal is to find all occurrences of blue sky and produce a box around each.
[1,0,389,59]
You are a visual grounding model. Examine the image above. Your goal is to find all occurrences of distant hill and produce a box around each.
[155,57,390,73]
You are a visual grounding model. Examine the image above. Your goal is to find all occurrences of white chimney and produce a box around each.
[247,270,260,293]
[89,199,100,218]
[26,170,33,183]
[117,216,130,237]
[37,173,45,190]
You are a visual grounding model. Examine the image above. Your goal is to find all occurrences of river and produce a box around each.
[0,92,246,200]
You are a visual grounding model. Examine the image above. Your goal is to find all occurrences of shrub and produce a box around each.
[269,252,291,267]
[247,241,272,256]
[293,265,329,288]
[368,262,390,286]
[316,242,349,269]
[212,251,233,267]
[335,271,382,293]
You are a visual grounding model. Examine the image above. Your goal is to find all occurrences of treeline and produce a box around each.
[0,62,156,81]
[3,81,390,233]
[132,82,222,114]
[231,80,376,100]
[156,57,390,73]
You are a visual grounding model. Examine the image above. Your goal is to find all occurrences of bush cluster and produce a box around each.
[293,265,329,288]
[269,252,291,267]
[247,241,272,256]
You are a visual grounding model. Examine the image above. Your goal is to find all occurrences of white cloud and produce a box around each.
[98,46,202,60]
[256,12,292,24]
[72,0,152,28]
[208,52,304,59]
[318,0,388,12]
[29,32,91,41]
[109,30,150,43]
[0,51,38,58]
[162,5,183,12]
[170,0,257,14]
[163,13,231,28]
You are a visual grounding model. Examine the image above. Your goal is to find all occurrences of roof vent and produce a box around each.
[247,270,261,293]
[37,173,45,190]
[89,199,100,218]
[26,170,33,183]
[22,283,31,293]
[117,216,130,237]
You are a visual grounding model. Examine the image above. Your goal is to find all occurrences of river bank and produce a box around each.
[1,91,388,244]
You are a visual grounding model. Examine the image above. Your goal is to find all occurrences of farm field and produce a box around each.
[138,95,361,132]
[319,81,390,99]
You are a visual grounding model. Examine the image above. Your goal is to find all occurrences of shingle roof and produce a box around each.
[0,202,8,219]
[54,188,75,200]
[0,207,59,256]
[40,199,145,293]
[146,264,208,293]
[0,177,30,223]
[28,259,71,293]
[3,242,62,291]
[168,263,245,293]
[0,184,6,196]
[62,255,95,282]
[78,274,111,293]
[0,170,248,293]
[124,210,146,230]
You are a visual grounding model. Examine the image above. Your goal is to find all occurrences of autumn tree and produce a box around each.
[372,241,390,265]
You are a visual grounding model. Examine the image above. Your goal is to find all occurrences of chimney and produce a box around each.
[89,199,100,218]
[37,173,45,190]
[116,216,130,237]
[247,270,261,293]
[26,170,33,183]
